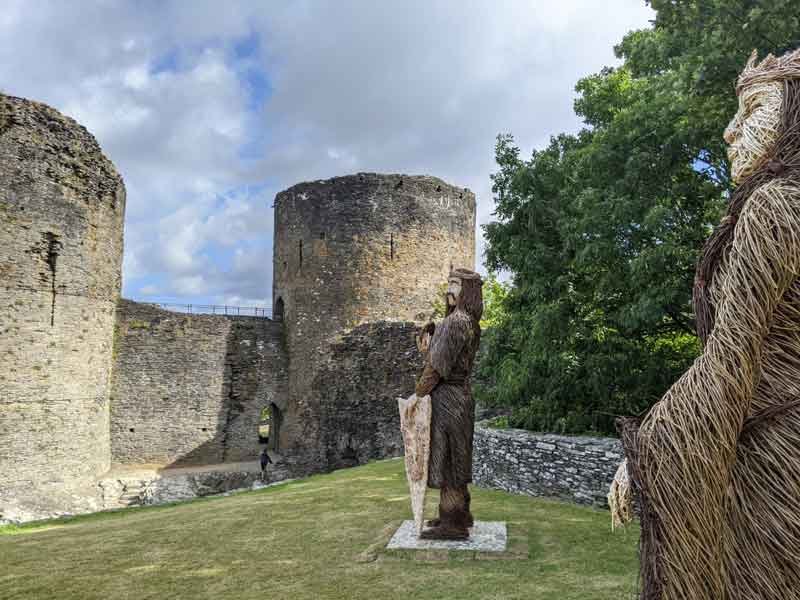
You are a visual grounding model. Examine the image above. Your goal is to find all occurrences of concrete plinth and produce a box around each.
[386,520,507,552]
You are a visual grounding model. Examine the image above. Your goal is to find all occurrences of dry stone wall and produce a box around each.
[110,300,288,466]
[0,93,125,510]
[472,426,623,507]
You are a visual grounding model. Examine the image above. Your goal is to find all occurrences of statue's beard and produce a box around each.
[729,139,775,183]
[445,295,456,316]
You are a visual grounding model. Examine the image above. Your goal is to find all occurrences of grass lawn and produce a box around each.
[0,459,640,599]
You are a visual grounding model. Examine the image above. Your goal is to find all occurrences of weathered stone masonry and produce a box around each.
[110,300,288,466]
[273,174,475,473]
[313,321,424,470]
[0,93,125,511]
[472,426,623,507]
[0,91,480,521]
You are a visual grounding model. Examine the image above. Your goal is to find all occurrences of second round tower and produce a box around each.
[272,173,476,470]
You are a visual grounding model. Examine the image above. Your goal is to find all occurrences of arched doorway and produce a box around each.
[269,403,282,452]
[258,403,282,452]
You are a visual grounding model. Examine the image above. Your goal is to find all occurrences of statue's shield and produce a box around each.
[397,393,432,536]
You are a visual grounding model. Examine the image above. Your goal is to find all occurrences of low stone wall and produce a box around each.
[472,426,623,507]
[96,462,293,509]
[0,462,294,524]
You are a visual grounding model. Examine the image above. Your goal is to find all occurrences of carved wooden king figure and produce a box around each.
[415,268,483,540]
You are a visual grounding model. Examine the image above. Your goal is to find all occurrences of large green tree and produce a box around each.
[478,0,800,434]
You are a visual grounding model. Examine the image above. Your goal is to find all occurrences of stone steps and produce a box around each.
[117,482,148,507]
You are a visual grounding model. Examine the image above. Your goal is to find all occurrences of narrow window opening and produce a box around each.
[299,239,303,268]
[320,231,325,240]
[274,297,284,322]
[43,232,62,327]
[129,428,135,433]
[390,233,394,260]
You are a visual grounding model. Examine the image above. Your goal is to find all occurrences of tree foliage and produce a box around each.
[477,0,799,435]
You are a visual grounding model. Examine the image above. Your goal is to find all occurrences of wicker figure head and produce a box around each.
[725,48,800,183]
[724,80,783,183]
[695,47,800,342]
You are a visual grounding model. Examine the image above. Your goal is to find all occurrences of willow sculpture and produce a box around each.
[609,47,800,600]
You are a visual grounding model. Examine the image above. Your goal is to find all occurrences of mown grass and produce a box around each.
[0,459,640,599]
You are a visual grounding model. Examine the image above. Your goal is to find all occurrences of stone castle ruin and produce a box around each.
[0,93,475,521]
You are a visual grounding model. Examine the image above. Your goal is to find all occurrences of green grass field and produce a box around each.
[1,459,640,599]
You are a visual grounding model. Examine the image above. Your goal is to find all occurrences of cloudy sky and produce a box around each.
[1,1,653,311]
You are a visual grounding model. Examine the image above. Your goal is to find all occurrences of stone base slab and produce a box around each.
[386,520,507,552]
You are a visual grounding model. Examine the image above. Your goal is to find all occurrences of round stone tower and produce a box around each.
[0,94,125,511]
[272,173,475,471]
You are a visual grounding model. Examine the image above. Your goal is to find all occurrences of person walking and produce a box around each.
[260,446,272,477]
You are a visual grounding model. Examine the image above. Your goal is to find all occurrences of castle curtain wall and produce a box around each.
[109,300,288,466]
[1,98,477,522]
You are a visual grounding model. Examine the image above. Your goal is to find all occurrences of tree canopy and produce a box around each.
[477,0,800,435]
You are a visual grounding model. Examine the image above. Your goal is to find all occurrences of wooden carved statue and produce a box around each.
[610,47,800,600]
[411,267,483,541]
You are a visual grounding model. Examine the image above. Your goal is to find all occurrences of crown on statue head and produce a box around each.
[449,267,482,283]
[737,47,800,93]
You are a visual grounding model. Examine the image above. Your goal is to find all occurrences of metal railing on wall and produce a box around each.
[145,302,272,318]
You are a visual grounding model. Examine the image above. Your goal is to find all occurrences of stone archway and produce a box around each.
[268,403,282,452]
[259,403,283,452]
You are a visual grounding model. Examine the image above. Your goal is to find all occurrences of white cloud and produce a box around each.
[139,284,160,296]
[250,1,654,271]
[0,0,654,304]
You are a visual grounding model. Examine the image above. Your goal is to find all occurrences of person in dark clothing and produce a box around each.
[260,446,272,474]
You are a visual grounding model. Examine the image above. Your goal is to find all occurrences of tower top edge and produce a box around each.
[275,173,474,202]
[0,92,125,191]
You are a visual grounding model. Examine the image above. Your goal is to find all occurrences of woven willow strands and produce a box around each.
[610,48,800,600]
[725,80,784,183]
[608,458,632,531]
